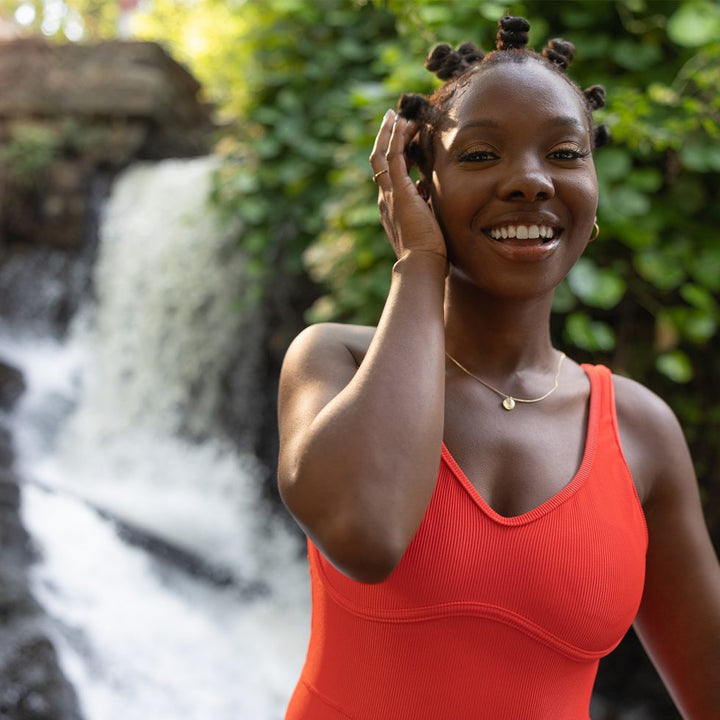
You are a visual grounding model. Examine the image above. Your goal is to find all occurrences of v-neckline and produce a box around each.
[441,364,600,526]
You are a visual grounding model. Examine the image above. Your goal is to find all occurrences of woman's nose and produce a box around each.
[497,157,555,201]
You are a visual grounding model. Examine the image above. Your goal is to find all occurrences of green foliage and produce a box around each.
[189,1,400,306]
[1,123,59,188]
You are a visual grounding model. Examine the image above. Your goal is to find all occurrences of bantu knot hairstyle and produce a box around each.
[542,38,575,71]
[584,84,606,110]
[496,15,530,50]
[425,41,484,81]
[397,15,611,176]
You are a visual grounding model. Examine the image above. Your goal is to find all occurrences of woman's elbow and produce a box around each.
[278,478,405,583]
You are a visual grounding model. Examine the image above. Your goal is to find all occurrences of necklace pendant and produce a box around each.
[502,396,516,411]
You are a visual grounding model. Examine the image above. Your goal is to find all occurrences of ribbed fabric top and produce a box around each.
[285,364,648,720]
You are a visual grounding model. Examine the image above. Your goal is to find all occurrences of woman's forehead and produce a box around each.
[445,60,588,127]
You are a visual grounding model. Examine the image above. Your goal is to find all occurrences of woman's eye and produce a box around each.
[550,147,590,161]
[459,149,498,162]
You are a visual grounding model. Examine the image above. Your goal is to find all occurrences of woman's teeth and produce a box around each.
[488,225,556,241]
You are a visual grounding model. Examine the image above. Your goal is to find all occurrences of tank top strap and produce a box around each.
[581,363,613,419]
[580,363,635,483]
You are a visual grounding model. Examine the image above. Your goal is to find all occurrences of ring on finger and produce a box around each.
[372,169,389,183]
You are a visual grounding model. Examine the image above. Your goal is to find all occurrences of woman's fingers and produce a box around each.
[369,109,396,190]
[385,115,418,190]
[369,109,444,261]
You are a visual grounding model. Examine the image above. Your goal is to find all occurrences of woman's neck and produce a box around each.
[443,277,556,375]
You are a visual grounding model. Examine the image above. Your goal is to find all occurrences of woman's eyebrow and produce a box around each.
[455,119,500,134]
[456,116,584,134]
[547,115,586,129]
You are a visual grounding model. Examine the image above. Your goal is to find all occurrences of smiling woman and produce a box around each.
[277,14,720,720]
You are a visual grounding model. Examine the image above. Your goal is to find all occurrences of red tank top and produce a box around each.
[285,364,648,720]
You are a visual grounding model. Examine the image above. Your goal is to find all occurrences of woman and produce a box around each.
[277,16,720,720]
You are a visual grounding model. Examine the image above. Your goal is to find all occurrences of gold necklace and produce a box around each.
[445,350,566,411]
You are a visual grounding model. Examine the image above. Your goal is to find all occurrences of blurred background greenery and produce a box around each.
[1,1,718,713]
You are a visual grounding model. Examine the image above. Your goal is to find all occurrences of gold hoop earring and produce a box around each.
[590,222,600,242]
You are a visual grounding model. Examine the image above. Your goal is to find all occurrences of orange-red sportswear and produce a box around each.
[285,364,648,720]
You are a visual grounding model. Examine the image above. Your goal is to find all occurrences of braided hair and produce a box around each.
[399,15,610,178]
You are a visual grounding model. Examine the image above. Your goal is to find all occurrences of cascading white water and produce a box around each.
[4,157,309,720]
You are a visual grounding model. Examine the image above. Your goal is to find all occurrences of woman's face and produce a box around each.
[428,60,598,299]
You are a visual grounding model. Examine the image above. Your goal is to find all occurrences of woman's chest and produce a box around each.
[442,388,588,518]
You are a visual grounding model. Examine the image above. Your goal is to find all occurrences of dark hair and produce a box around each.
[398,15,610,178]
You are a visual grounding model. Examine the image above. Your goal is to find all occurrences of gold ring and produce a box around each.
[372,169,389,183]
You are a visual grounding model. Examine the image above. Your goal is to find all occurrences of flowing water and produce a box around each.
[2,157,309,720]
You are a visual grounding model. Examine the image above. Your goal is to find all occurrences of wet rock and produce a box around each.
[0,425,82,720]
[0,424,13,468]
[0,470,20,510]
[0,632,82,720]
[0,361,24,412]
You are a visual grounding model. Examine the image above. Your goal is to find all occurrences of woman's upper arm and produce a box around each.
[277,323,363,496]
[616,378,720,718]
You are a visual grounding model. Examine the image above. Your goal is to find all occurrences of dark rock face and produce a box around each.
[0,420,83,720]
[0,360,24,412]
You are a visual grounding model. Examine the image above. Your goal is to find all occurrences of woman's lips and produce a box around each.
[485,229,562,260]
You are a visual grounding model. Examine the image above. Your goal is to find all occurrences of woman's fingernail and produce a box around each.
[384,109,395,120]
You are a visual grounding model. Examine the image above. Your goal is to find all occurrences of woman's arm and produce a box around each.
[616,377,720,719]
[277,112,448,583]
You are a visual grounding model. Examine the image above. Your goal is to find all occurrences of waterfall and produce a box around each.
[3,157,309,720]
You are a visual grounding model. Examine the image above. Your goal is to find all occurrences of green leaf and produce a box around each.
[627,168,663,193]
[656,350,694,383]
[680,284,716,312]
[679,140,720,172]
[684,311,717,343]
[611,40,662,71]
[594,147,632,182]
[689,248,720,291]
[565,312,616,352]
[635,250,686,291]
[551,280,577,314]
[567,258,626,310]
[607,186,651,218]
[667,1,720,47]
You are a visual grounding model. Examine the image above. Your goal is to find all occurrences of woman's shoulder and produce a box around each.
[609,370,694,505]
[611,371,681,439]
[285,322,375,364]
[280,322,376,388]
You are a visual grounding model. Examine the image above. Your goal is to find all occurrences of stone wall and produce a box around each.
[0,38,213,246]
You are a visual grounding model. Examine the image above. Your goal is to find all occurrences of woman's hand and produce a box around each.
[369,110,447,263]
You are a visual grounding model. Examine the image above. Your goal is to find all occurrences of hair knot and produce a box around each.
[397,93,431,123]
[425,42,482,80]
[584,84,606,110]
[496,15,530,50]
[425,44,451,73]
[542,38,575,71]
[456,41,484,64]
[594,124,611,148]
